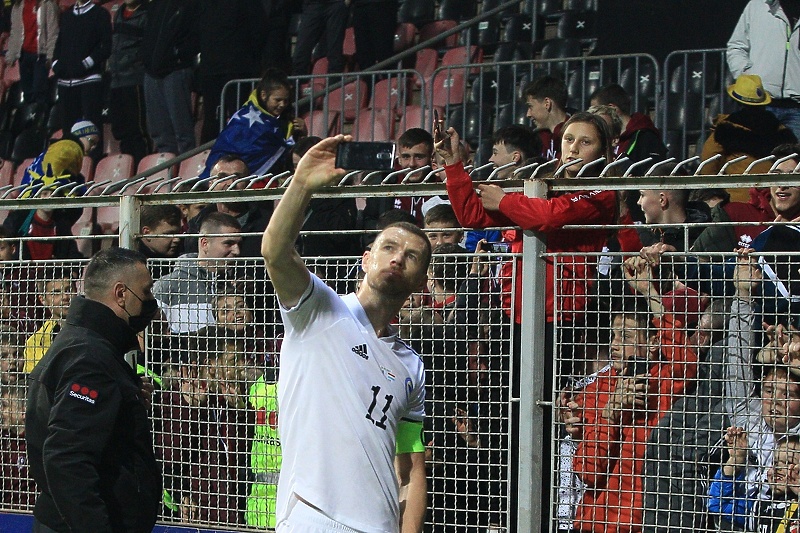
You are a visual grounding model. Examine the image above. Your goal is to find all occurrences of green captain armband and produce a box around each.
[396,420,425,454]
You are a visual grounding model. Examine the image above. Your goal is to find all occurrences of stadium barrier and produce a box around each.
[0,158,798,532]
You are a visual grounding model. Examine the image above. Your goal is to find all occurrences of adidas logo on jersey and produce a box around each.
[351,344,369,360]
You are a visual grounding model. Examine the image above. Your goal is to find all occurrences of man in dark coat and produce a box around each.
[25,248,162,532]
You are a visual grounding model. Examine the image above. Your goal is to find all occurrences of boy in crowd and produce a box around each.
[23,269,75,373]
[488,125,542,180]
[523,76,570,160]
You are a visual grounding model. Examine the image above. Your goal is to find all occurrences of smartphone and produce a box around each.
[482,241,510,253]
[625,358,651,377]
[336,142,396,171]
[433,109,451,151]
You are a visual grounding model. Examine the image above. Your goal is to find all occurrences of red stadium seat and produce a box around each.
[80,156,94,182]
[431,69,466,107]
[0,159,13,187]
[351,109,394,141]
[413,48,438,89]
[13,158,34,186]
[370,77,410,115]
[343,27,357,61]
[303,110,341,137]
[103,123,120,155]
[325,79,368,122]
[441,45,483,74]
[419,20,459,47]
[94,153,134,184]
[138,152,177,191]
[396,104,442,135]
[178,149,210,179]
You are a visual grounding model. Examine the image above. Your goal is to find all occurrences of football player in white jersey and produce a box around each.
[262,135,430,533]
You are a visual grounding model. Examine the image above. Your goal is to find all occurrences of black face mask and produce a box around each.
[123,285,159,333]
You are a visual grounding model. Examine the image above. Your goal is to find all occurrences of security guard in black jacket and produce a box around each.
[26,248,162,533]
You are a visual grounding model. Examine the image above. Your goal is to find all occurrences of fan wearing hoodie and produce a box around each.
[590,83,668,164]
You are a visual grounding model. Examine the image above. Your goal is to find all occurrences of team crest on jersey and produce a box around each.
[380,366,396,382]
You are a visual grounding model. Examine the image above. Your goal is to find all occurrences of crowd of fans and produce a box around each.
[1,0,800,531]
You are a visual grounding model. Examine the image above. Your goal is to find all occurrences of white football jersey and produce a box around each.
[276,274,426,533]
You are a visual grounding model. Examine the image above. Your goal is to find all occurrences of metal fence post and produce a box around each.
[118,195,142,251]
[517,178,550,532]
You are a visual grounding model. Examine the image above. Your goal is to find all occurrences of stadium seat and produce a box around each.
[0,131,14,160]
[394,22,417,53]
[431,69,466,107]
[539,38,582,77]
[419,20,459,48]
[96,205,120,234]
[94,154,134,184]
[178,149,210,179]
[441,45,483,73]
[567,65,607,110]
[494,42,534,64]
[437,0,477,21]
[556,10,597,40]
[13,158,34,186]
[503,14,534,43]
[564,0,598,11]
[395,105,428,135]
[46,104,62,135]
[521,0,561,16]
[0,159,14,187]
[413,48,439,89]
[619,62,658,111]
[80,156,94,182]
[138,152,177,185]
[669,59,720,95]
[447,104,492,147]
[326,79,369,122]
[303,110,341,137]
[480,0,518,19]
[397,0,435,26]
[471,140,494,179]
[495,102,531,130]
[468,70,515,106]
[103,123,120,155]
[10,127,46,164]
[351,109,394,141]
[459,19,501,54]
[10,102,45,136]
[666,92,705,133]
[370,77,410,115]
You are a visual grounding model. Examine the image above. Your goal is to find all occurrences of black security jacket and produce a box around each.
[25,296,161,532]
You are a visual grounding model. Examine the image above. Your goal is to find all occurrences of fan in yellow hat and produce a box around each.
[727,74,773,106]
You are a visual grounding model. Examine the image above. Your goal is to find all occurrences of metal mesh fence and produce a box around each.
[0,248,516,532]
[551,245,800,533]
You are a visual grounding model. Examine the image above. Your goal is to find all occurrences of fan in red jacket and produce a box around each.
[569,292,697,533]
[440,112,618,326]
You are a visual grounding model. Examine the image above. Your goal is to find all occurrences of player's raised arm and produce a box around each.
[262,135,349,308]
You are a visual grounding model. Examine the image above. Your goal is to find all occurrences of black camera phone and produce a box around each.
[335,142,396,171]
[625,358,651,378]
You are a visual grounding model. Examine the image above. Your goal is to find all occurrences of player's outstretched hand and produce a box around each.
[293,134,352,190]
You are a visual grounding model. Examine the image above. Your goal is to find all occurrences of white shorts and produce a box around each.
[276,495,362,533]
